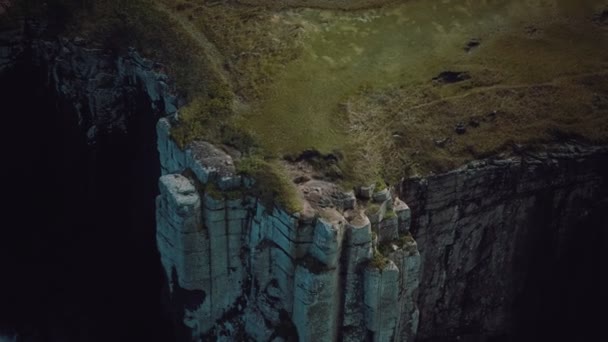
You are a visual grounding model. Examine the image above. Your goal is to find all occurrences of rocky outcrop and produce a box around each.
[1,19,179,144]
[403,145,608,341]
[31,35,179,144]
[156,118,421,341]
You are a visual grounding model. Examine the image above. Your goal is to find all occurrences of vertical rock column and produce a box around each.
[342,216,374,341]
[156,174,205,288]
[157,119,187,175]
[293,217,344,341]
[364,261,401,342]
[292,265,340,341]
[156,174,211,338]
[390,242,421,341]
[202,193,236,325]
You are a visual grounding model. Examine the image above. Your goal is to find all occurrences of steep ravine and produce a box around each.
[2,23,607,342]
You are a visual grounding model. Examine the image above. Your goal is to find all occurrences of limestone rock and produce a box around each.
[377,216,398,243]
[156,119,422,341]
[293,265,340,341]
[364,261,400,341]
[310,217,345,268]
[372,188,391,203]
[394,198,411,233]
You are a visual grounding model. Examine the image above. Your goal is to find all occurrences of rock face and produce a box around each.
[1,22,178,139]
[30,34,179,144]
[403,145,608,341]
[156,118,421,341]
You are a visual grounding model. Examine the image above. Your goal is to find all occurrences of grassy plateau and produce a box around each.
[12,0,608,209]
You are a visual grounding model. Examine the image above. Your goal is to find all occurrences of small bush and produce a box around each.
[236,156,302,213]
[365,203,381,216]
[397,232,415,248]
[375,178,387,191]
[370,250,388,269]
[384,209,397,219]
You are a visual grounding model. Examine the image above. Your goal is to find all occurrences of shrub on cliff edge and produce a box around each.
[236,156,302,214]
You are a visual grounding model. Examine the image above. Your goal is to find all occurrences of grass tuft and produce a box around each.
[365,203,381,216]
[236,155,302,213]
[383,209,397,220]
[370,249,388,269]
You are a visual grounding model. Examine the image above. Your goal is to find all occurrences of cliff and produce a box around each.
[156,117,421,341]
[403,145,608,341]
[2,25,421,340]
[3,17,607,342]
[154,129,608,341]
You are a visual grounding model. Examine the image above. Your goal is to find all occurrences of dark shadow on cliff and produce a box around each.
[409,151,608,342]
[511,179,608,342]
[0,53,174,341]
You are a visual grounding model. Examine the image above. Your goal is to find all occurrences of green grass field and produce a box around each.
[15,0,608,204]
[220,0,607,184]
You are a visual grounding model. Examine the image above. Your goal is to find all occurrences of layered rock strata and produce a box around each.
[403,145,608,341]
[31,35,179,144]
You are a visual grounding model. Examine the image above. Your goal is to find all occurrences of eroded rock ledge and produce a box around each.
[156,118,421,341]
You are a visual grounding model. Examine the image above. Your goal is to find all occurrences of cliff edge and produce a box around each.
[156,117,421,341]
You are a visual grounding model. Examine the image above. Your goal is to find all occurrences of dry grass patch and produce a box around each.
[343,72,608,180]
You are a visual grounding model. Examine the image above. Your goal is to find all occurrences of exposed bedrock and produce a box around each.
[30,29,179,144]
[156,118,421,341]
[404,145,608,342]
